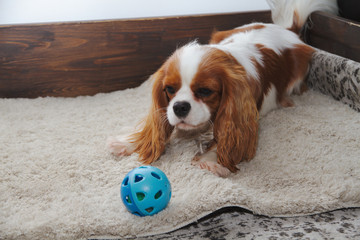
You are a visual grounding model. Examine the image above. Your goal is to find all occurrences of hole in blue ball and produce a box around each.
[151,172,161,180]
[125,195,132,204]
[136,192,145,201]
[134,174,144,183]
[145,207,154,213]
[123,177,129,186]
[133,212,141,216]
[154,190,162,199]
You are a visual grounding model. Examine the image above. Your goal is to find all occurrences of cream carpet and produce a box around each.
[1,79,360,239]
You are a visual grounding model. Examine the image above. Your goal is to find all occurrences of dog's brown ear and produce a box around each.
[130,68,174,164]
[213,57,259,173]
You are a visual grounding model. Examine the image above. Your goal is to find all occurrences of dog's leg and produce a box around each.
[297,82,308,95]
[279,95,294,108]
[192,147,231,177]
[107,134,136,157]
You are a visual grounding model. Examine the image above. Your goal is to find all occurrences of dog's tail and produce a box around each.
[266,0,338,33]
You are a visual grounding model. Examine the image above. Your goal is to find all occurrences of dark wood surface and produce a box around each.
[0,11,271,98]
[304,11,360,62]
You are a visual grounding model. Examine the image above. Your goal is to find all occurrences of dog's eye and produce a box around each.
[165,86,176,95]
[196,88,213,98]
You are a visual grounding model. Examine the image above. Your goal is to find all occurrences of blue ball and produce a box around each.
[120,166,171,216]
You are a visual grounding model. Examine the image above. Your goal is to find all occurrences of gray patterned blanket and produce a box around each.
[308,50,360,112]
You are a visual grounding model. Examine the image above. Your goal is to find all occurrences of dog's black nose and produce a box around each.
[173,101,191,118]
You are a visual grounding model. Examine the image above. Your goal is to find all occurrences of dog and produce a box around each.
[108,0,338,177]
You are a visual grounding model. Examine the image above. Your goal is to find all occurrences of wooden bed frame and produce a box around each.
[305,11,360,62]
[0,10,359,98]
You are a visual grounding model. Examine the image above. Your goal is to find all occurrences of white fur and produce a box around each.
[267,0,338,29]
[211,39,262,80]
[178,42,205,86]
[167,86,211,130]
[259,83,278,117]
[243,23,302,55]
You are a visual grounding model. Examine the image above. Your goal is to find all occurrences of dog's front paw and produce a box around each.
[191,151,231,178]
[198,161,231,178]
[107,136,135,157]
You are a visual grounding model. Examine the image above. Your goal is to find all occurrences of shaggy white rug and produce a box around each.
[1,80,359,240]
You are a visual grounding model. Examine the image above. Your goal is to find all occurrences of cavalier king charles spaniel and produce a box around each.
[108,0,337,177]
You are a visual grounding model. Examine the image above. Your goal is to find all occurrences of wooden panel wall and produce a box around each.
[304,11,360,62]
[0,11,271,98]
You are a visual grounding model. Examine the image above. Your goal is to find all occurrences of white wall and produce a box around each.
[0,0,269,25]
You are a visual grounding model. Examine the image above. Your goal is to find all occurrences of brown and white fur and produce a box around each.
[108,0,337,177]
